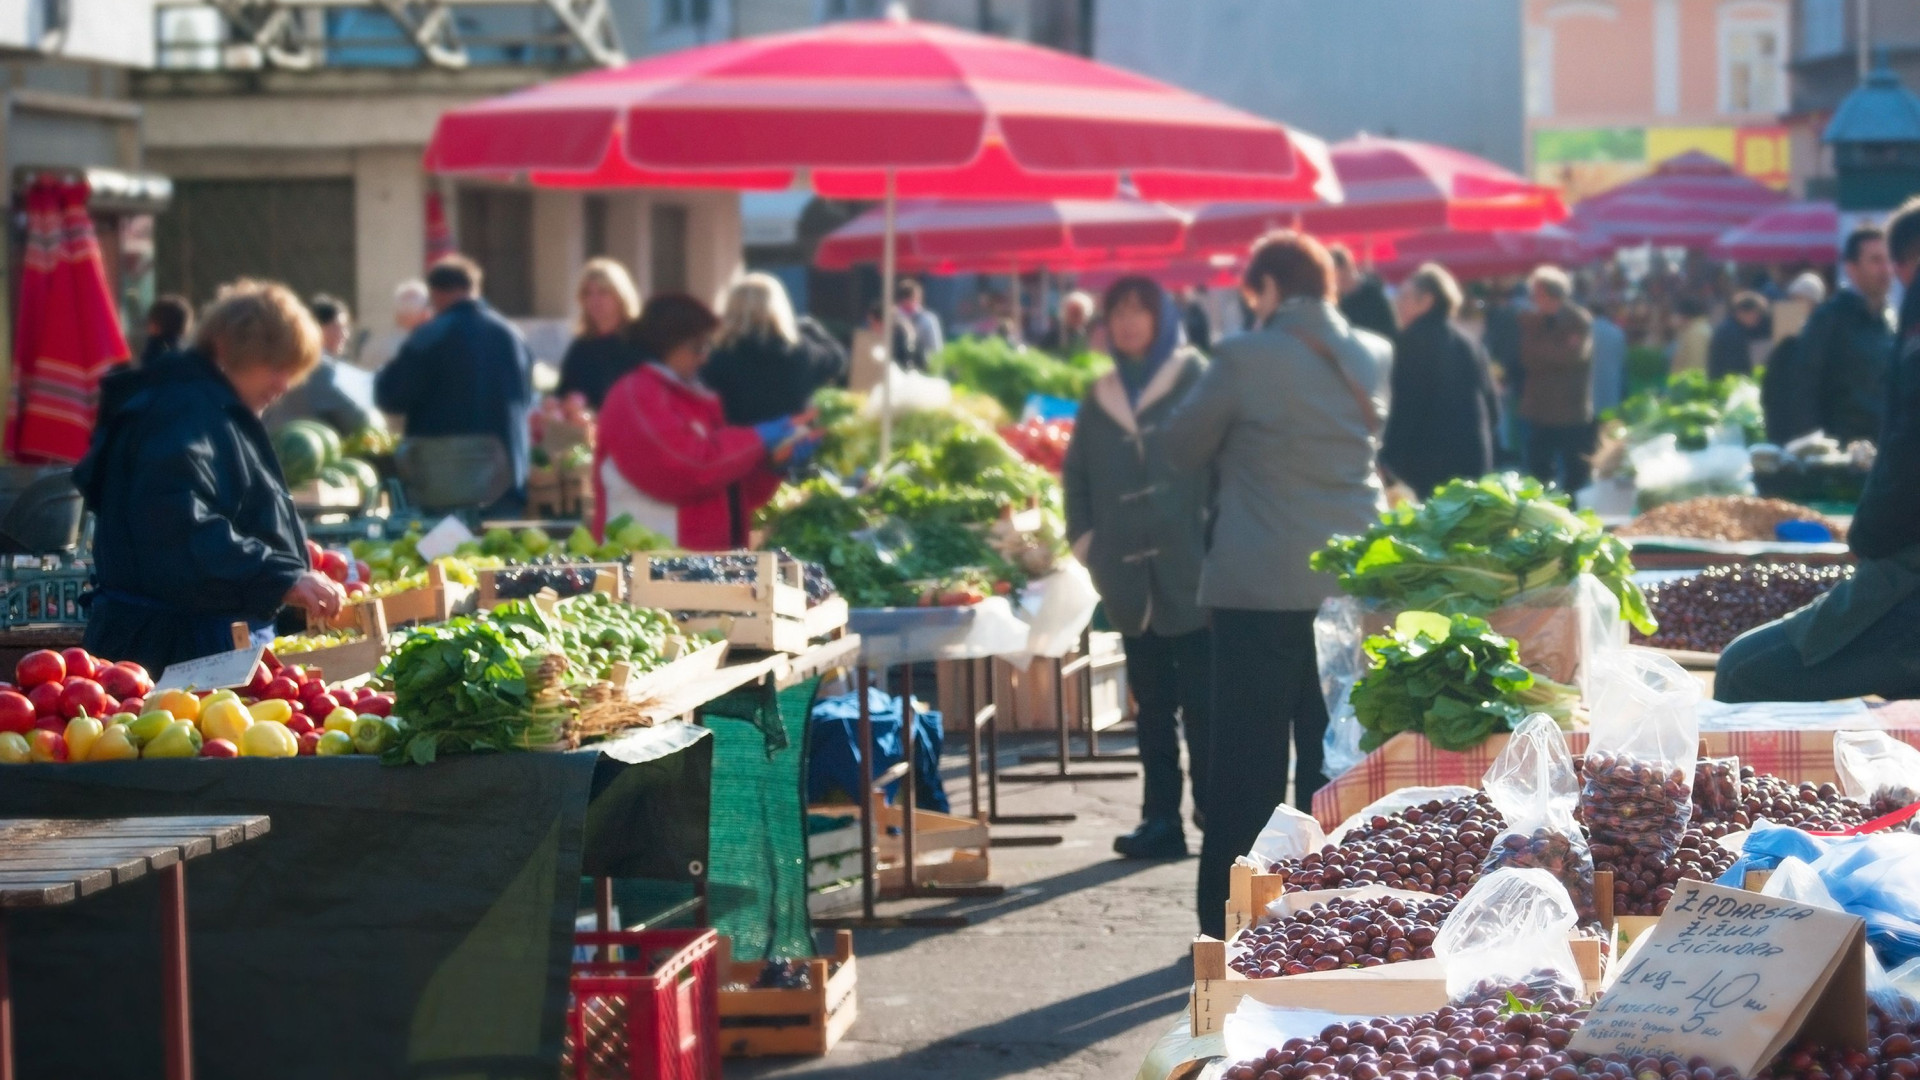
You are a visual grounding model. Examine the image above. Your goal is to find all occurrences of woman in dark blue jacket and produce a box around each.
[76,280,345,673]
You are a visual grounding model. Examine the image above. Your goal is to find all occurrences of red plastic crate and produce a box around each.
[563,928,720,1080]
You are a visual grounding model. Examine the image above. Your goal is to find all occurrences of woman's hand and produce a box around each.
[283,571,347,621]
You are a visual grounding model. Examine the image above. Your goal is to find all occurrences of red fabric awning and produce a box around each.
[1570,151,1788,251]
[423,16,1326,202]
[1377,226,1592,283]
[815,198,1192,271]
[9,179,130,464]
[1708,201,1839,264]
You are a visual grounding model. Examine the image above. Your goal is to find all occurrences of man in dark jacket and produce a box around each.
[1328,243,1397,341]
[1800,227,1895,444]
[1707,292,1771,380]
[1517,266,1596,493]
[1717,200,1920,703]
[375,255,534,511]
[1380,263,1500,497]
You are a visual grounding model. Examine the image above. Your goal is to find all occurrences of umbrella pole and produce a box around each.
[1010,260,1022,343]
[879,169,898,464]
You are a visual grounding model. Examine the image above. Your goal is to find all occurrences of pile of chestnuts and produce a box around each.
[1229,894,1453,978]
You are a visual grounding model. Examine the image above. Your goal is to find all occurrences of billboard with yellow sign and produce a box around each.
[1532,125,1790,203]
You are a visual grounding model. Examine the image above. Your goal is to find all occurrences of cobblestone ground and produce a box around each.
[733,730,1199,1080]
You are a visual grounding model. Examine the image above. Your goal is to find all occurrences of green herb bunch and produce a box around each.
[1349,612,1579,753]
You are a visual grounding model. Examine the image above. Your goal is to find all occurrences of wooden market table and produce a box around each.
[0,815,269,1080]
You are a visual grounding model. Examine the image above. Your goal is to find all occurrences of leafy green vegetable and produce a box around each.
[1602,371,1763,450]
[1311,473,1656,635]
[1349,613,1578,752]
[931,336,1110,416]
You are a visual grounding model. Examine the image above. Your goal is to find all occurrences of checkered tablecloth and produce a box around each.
[1311,713,1920,830]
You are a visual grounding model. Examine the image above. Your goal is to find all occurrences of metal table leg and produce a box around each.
[0,911,12,1080]
[1014,650,1138,781]
[158,862,192,1080]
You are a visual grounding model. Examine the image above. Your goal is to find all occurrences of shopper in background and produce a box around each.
[1589,300,1629,418]
[1517,266,1596,494]
[356,279,433,372]
[1761,272,1830,444]
[1800,226,1896,444]
[1379,262,1499,498]
[593,294,812,550]
[555,258,644,411]
[76,279,343,672]
[1716,199,1920,704]
[1708,291,1772,380]
[1162,231,1390,938]
[895,279,943,370]
[375,255,535,512]
[1039,290,1095,358]
[1482,281,1526,464]
[1327,243,1398,341]
[1179,285,1214,353]
[140,295,193,365]
[1667,295,1714,378]
[263,295,383,437]
[1063,276,1213,862]
[703,272,847,426]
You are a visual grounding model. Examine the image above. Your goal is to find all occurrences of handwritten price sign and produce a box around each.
[1571,880,1868,1076]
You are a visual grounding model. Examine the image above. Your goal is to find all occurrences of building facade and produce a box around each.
[1787,0,1920,199]
[1524,0,1795,201]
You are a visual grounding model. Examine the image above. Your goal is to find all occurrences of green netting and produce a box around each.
[696,674,823,961]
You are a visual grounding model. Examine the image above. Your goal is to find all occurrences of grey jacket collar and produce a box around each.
[1091,348,1196,435]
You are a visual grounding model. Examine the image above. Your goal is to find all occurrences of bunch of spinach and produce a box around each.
[932,337,1109,416]
[1349,613,1578,752]
[380,616,544,765]
[1602,371,1764,450]
[1311,473,1656,635]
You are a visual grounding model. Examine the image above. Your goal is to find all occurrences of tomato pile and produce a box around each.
[0,647,400,763]
[998,417,1073,473]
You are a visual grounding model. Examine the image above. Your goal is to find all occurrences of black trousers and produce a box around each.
[1525,422,1597,494]
[1121,627,1212,826]
[1196,608,1328,938]
[1716,590,1920,703]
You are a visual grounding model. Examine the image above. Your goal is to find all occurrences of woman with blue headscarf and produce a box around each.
[1062,276,1213,861]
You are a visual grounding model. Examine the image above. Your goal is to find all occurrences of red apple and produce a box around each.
[305,539,324,568]
[263,676,300,701]
[318,550,349,583]
[297,731,321,756]
[60,648,97,682]
[115,696,144,717]
[244,661,272,695]
[358,694,393,718]
[28,681,64,717]
[111,661,153,697]
[0,691,34,734]
[58,679,108,721]
[287,714,316,737]
[200,738,239,759]
[283,665,307,683]
[33,716,65,733]
[97,664,144,701]
[27,728,67,762]
[15,650,65,689]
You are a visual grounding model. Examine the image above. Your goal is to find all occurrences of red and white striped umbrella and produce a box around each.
[814,198,1191,271]
[1570,151,1788,251]
[1708,201,1839,264]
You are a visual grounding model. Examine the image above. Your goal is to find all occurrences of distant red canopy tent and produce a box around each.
[1378,225,1591,283]
[814,198,1192,271]
[1708,201,1840,264]
[8,177,130,464]
[1570,151,1789,251]
[1187,135,1565,256]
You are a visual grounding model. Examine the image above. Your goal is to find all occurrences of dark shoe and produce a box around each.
[1114,818,1188,859]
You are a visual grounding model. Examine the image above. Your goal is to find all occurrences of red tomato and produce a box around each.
[115,696,144,717]
[286,714,316,736]
[305,540,325,568]
[297,731,321,756]
[264,676,300,701]
[358,694,393,718]
[318,550,349,583]
[27,681,63,717]
[200,739,239,759]
[97,664,144,701]
[58,679,108,720]
[244,661,273,695]
[0,691,34,735]
[15,650,65,689]
[113,661,154,697]
[61,648,98,681]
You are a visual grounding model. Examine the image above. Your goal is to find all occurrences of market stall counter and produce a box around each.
[0,723,710,1080]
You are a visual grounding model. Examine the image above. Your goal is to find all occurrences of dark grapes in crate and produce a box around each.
[493,555,607,600]
[647,549,838,605]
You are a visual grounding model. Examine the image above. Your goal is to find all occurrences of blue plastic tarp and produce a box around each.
[809,687,951,813]
[1720,825,1920,966]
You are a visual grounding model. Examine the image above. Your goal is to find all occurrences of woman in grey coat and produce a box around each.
[1063,277,1212,861]
[1161,232,1391,938]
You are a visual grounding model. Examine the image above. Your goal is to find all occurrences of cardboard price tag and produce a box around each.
[154,645,267,693]
[1569,880,1867,1076]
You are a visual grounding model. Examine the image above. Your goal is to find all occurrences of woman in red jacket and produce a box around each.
[593,294,813,550]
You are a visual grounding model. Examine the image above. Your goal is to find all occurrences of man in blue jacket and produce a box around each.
[375,255,533,513]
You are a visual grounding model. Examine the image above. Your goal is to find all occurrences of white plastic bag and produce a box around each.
[1326,786,1480,847]
[1315,596,1367,783]
[1238,803,1329,872]
[1580,647,1701,863]
[1433,867,1584,1006]
[1762,858,1919,1024]
[1628,433,1755,510]
[863,365,953,417]
[1833,730,1920,825]
[1017,559,1101,663]
[1479,714,1598,926]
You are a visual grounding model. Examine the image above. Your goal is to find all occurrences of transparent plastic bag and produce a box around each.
[1314,596,1367,782]
[1834,731,1920,827]
[1579,647,1701,864]
[1325,785,1480,847]
[1628,433,1755,511]
[1479,715,1598,927]
[1762,858,1920,1025]
[1238,803,1328,872]
[1692,755,1744,820]
[1433,867,1584,1006]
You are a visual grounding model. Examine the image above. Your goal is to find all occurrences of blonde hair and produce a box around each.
[1528,265,1573,302]
[193,279,322,379]
[574,258,641,336]
[1061,290,1095,321]
[717,272,799,348]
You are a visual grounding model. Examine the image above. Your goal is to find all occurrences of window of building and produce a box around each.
[1799,0,1844,59]
[659,0,712,28]
[651,203,689,295]
[456,188,534,316]
[156,178,356,310]
[1720,2,1788,115]
[1525,24,1555,119]
[818,0,884,19]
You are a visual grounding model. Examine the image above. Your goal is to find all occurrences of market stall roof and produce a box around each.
[1185,135,1565,255]
[1569,151,1789,251]
[1708,201,1840,264]
[1376,224,1592,283]
[814,197,1193,271]
[422,14,1329,202]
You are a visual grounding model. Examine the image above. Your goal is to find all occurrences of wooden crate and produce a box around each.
[624,638,731,704]
[717,930,858,1058]
[271,601,389,682]
[630,551,847,654]
[1192,864,1609,1036]
[1595,868,1771,949]
[473,563,626,610]
[808,801,993,894]
[334,562,454,630]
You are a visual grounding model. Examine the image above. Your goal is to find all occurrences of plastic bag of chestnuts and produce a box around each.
[1478,715,1599,927]
[1579,650,1702,862]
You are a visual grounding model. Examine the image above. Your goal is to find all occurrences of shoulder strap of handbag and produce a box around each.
[1285,326,1382,437]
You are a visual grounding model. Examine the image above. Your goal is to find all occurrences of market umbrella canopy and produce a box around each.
[1708,201,1840,264]
[423,15,1326,201]
[814,198,1192,270]
[1570,150,1788,251]
[1378,225,1591,283]
[1187,135,1564,254]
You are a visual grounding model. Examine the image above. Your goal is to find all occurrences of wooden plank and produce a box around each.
[0,842,180,871]
[0,836,207,861]
[0,866,111,896]
[0,879,78,907]
[0,852,152,885]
